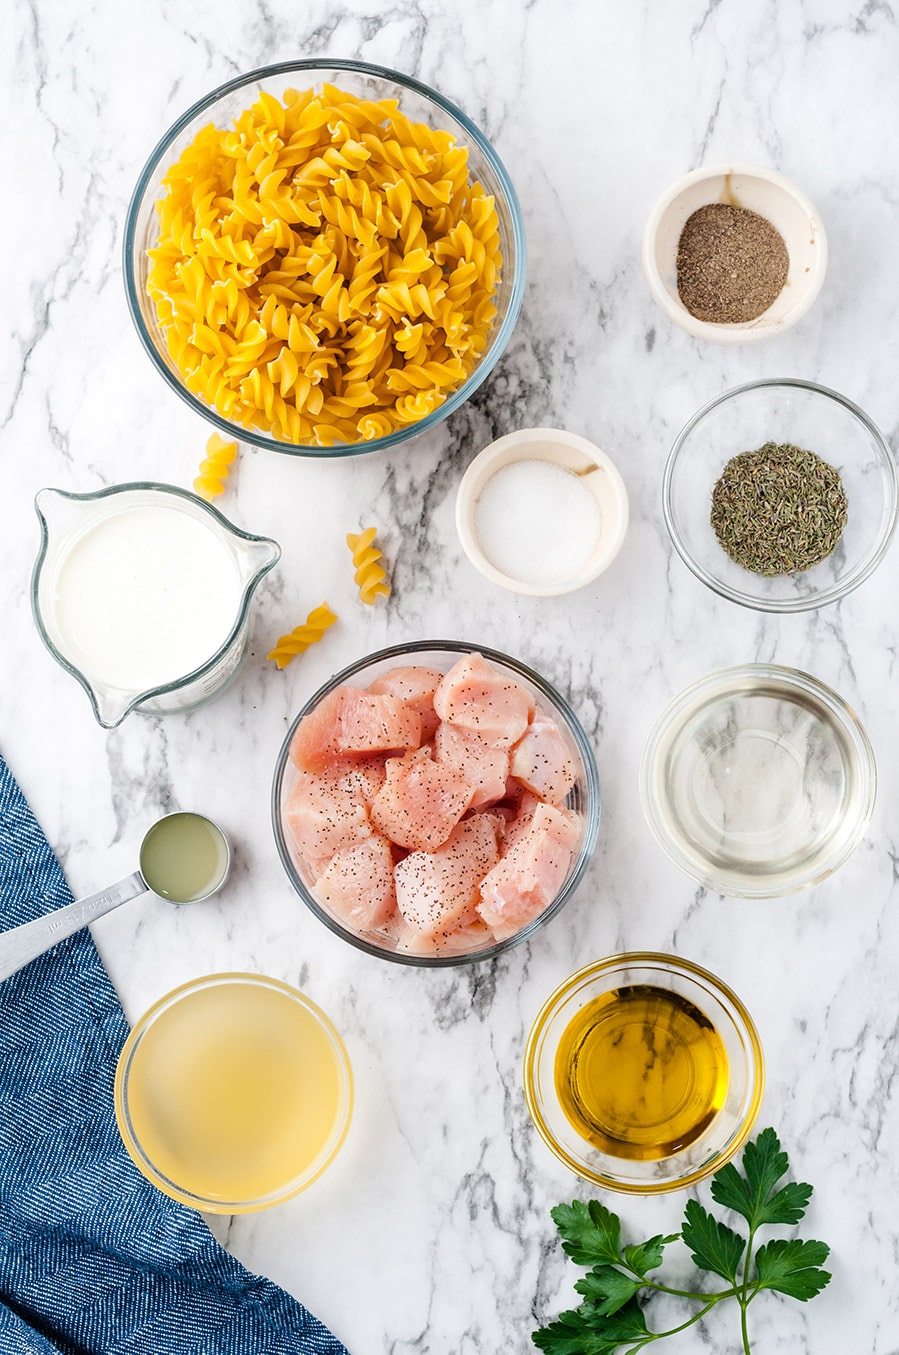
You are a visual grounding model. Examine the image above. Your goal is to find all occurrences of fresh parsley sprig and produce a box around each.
[532,1128,830,1355]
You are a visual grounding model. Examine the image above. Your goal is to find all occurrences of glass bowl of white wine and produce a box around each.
[523,953,764,1194]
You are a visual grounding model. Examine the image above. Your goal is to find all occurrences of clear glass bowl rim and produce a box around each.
[662,376,899,613]
[271,638,601,966]
[638,662,878,899]
[122,57,527,458]
[30,481,281,728]
[114,971,354,1213]
[522,951,765,1194]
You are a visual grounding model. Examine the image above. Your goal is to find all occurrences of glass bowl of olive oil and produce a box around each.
[523,954,764,1193]
[115,973,353,1212]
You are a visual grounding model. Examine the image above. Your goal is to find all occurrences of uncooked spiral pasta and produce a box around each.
[346,527,391,605]
[193,431,239,501]
[267,603,338,669]
[147,84,503,447]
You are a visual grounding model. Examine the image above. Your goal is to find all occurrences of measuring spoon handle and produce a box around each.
[0,871,147,983]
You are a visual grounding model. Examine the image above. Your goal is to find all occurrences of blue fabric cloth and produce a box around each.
[0,754,350,1355]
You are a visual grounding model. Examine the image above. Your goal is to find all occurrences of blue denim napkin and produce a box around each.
[0,754,350,1355]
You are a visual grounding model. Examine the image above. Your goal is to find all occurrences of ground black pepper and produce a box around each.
[676,203,789,323]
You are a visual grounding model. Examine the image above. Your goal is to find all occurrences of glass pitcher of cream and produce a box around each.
[32,483,281,728]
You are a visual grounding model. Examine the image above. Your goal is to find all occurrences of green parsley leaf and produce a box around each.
[623,1234,680,1277]
[574,1265,643,1314]
[708,1161,753,1219]
[710,1127,814,1230]
[551,1200,623,1267]
[757,1181,814,1227]
[711,1160,813,1228]
[753,1239,832,1301]
[590,1296,652,1346]
[531,1306,627,1355]
[680,1199,745,1284]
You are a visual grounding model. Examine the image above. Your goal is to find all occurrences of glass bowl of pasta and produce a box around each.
[271,640,601,966]
[124,60,526,457]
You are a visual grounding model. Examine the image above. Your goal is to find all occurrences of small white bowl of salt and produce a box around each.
[455,428,629,596]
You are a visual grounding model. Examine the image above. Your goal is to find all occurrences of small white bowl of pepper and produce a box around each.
[641,163,827,343]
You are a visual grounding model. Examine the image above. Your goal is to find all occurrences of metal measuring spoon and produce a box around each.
[0,811,230,984]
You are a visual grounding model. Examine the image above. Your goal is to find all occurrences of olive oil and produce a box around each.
[121,979,347,1204]
[554,985,729,1161]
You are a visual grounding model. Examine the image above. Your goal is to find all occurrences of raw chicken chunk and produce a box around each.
[495,791,543,849]
[433,653,535,747]
[370,748,473,851]
[369,666,443,741]
[478,803,581,939]
[510,711,576,805]
[434,722,509,807]
[285,758,387,875]
[290,685,422,772]
[394,916,496,956]
[395,815,500,940]
[315,835,397,930]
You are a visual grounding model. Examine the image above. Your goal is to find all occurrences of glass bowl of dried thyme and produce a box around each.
[663,378,899,613]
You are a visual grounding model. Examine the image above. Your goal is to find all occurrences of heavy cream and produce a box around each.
[50,503,243,691]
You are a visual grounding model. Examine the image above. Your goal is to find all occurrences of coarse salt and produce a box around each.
[473,458,602,587]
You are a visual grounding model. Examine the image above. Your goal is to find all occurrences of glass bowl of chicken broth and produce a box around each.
[272,640,600,966]
[115,973,353,1212]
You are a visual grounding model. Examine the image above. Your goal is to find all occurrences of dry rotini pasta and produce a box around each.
[267,602,338,669]
[346,527,391,604]
[147,85,503,447]
[193,431,239,500]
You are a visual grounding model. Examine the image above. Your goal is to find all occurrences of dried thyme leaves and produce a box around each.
[710,442,848,575]
[677,203,789,323]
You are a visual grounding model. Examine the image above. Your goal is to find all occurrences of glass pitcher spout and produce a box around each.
[234,532,282,584]
[32,482,281,729]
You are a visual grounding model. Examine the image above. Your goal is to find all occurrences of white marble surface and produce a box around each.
[4,1,899,1352]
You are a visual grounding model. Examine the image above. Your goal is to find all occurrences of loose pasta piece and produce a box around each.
[193,432,239,500]
[347,527,391,605]
[267,603,338,669]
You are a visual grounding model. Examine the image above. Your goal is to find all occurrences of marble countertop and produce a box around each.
[5,1,899,1351]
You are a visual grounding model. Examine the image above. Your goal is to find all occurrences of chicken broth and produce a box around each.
[120,979,347,1205]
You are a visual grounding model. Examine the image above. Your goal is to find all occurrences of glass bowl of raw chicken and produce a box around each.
[272,640,600,966]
